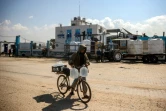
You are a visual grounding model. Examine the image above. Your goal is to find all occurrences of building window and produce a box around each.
[66,30,72,44]
[87,28,92,40]
[75,29,80,42]
[57,33,64,39]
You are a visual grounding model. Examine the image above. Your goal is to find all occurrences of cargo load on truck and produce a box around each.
[121,38,166,63]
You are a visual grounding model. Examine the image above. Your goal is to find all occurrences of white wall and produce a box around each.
[55,25,97,51]
[55,24,106,51]
[0,43,15,53]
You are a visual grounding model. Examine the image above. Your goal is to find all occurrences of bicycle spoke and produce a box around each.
[57,75,68,94]
[77,80,91,103]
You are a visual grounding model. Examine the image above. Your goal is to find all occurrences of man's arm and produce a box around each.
[68,53,76,66]
[84,53,90,66]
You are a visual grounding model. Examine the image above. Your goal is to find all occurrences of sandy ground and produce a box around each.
[0,57,166,111]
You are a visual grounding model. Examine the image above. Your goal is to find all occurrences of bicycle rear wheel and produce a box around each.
[57,75,68,94]
[77,80,91,103]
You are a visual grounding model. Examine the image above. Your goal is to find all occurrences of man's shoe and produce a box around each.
[82,95,89,99]
[67,86,71,91]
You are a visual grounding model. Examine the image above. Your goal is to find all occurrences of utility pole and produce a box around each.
[79,1,80,17]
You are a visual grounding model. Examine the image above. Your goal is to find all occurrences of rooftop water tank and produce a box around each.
[83,18,86,21]
[75,42,81,51]
[70,41,80,52]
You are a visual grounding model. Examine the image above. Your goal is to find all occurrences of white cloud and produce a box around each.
[4,20,11,25]
[0,20,11,31]
[34,24,57,30]
[87,15,166,36]
[1,15,166,43]
[0,20,58,42]
[146,15,166,24]
[0,22,57,42]
[0,20,11,29]
[0,21,29,42]
[0,20,11,25]
[34,24,48,30]
[29,16,33,19]
[12,23,28,31]
[32,24,58,41]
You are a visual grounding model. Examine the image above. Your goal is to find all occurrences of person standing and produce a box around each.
[8,49,11,57]
[96,48,102,62]
[13,48,15,57]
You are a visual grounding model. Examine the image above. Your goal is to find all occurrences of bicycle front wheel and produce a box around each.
[77,80,91,103]
[57,75,68,94]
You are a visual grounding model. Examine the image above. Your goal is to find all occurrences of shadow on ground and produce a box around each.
[121,60,166,65]
[33,92,88,111]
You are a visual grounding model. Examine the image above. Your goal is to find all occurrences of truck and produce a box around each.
[63,28,166,63]
[112,36,166,63]
[95,42,122,62]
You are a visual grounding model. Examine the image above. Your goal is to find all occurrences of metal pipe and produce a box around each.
[163,32,165,37]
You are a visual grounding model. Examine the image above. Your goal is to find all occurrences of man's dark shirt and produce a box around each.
[79,53,85,66]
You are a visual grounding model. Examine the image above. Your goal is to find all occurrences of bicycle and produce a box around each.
[56,66,92,103]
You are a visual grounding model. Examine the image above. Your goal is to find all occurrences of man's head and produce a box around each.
[80,48,86,53]
[78,44,87,54]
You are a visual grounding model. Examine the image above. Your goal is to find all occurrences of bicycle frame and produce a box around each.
[56,72,70,87]
[56,66,91,103]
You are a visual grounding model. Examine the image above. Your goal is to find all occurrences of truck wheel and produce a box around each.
[113,52,122,62]
[142,56,149,63]
[150,56,158,63]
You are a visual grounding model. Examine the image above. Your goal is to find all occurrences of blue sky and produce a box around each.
[0,0,166,42]
[1,0,166,25]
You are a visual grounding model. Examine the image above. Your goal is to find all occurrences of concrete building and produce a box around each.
[55,16,107,52]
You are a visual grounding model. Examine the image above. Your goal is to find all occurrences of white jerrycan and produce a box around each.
[80,67,88,77]
[70,68,79,79]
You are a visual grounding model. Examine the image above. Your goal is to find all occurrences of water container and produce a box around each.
[70,68,79,79]
[148,39,164,54]
[82,39,91,52]
[54,61,64,66]
[75,42,81,51]
[52,61,65,72]
[127,40,143,54]
[70,41,77,52]
[80,67,88,77]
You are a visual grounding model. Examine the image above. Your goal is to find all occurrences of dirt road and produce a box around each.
[0,57,166,111]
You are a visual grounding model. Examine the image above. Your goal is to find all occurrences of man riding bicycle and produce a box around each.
[68,44,90,98]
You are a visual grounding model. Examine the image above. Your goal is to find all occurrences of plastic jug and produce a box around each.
[70,68,79,79]
[80,67,88,77]
[53,61,64,72]
[54,61,64,66]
